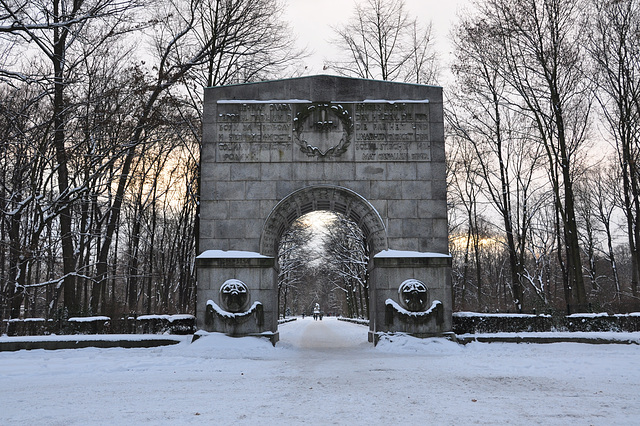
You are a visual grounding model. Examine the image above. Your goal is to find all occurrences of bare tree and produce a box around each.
[329,0,438,83]
[192,0,303,89]
[524,195,564,306]
[323,215,369,319]
[574,165,626,306]
[447,136,487,310]
[593,166,624,304]
[0,84,56,319]
[0,0,309,321]
[449,13,546,312]
[277,220,312,318]
[0,0,142,316]
[88,0,244,313]
[474,0,592,311]
[588,0,640,305]
[575,169,603,295]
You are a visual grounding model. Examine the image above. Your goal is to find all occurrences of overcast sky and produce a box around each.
[284,0,466,83]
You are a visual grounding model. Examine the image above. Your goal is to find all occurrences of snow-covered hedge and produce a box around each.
[453,312,640,334]
[3,318,51,336]
[127,314,196,335]
[3,316,113,335]
[337,317,369,326]
[565,313,640,332]
[3,314,195,336]
[453,312,552,334]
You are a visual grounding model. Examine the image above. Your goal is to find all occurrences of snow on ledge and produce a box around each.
[67,316,110,323]
[568,312,610,318]
[374,250,450,258]
[217,99,311,104]
[361,99,430,104]
[0,334,188,343]
[216,99,430,104]
[8,318,50,322]
[135,314,195,322]
[456,331,640,343]
[385,299,442,317]
[197,250,271,259]
[207,300,262,319]
[454,311,551,318]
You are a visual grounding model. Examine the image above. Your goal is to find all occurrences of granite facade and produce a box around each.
[198,75,451,340]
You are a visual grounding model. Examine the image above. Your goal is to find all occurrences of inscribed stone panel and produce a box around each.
[213,101,430,164]
[353,102,430,162]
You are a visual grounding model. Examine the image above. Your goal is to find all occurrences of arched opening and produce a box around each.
[262,185,387,345]
[277,211,369,320]
[260,185,387,258]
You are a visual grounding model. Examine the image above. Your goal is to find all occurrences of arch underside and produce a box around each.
[260,185,388,257]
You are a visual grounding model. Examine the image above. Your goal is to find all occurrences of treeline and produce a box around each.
[447,0,640,314]
[2,0,639,322]
[318,0,640,314]
[0,0,303,321]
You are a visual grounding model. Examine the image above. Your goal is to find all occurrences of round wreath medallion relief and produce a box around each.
[293,103,353,158]
[220,279,250,313]
[398,279,429,312]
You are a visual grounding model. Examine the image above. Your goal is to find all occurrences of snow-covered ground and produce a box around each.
[1,317,639,425]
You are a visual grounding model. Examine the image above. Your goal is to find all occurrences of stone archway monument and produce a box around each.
[197,75,451,344]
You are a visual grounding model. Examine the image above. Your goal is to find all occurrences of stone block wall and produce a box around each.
[371,253,452,337]
[196,253,278,333]
[199,75,450,339]
[200,75,446,256]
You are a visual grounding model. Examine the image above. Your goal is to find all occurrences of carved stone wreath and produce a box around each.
[219,279,250,313]
[293,103,353,158]
[398,279,429,312]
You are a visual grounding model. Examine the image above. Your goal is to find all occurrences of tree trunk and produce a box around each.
[53,0,78,315]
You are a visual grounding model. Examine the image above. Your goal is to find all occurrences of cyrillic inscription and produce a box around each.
[215,101,429,162]
[216,103,293,162]
[353,103,430,162]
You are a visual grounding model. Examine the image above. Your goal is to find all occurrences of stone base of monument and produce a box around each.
[205,300,263,332]
[196,251,278,343]
[192,329,279,346]
[369,250,452,344]
[368,331,457,346]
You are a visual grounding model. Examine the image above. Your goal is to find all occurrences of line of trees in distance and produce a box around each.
[1,0,639,323]
[447,0,640,314]
[277,212,369,319]
[0,0,304,321]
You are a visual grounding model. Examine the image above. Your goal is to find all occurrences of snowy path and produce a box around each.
[279,317,368,350]
[1,318,639,425]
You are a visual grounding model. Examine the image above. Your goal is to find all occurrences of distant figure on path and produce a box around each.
[313,303,320,321]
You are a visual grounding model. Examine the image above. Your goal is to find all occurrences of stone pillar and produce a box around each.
[369,250,453,343]
[196,250,279,344]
